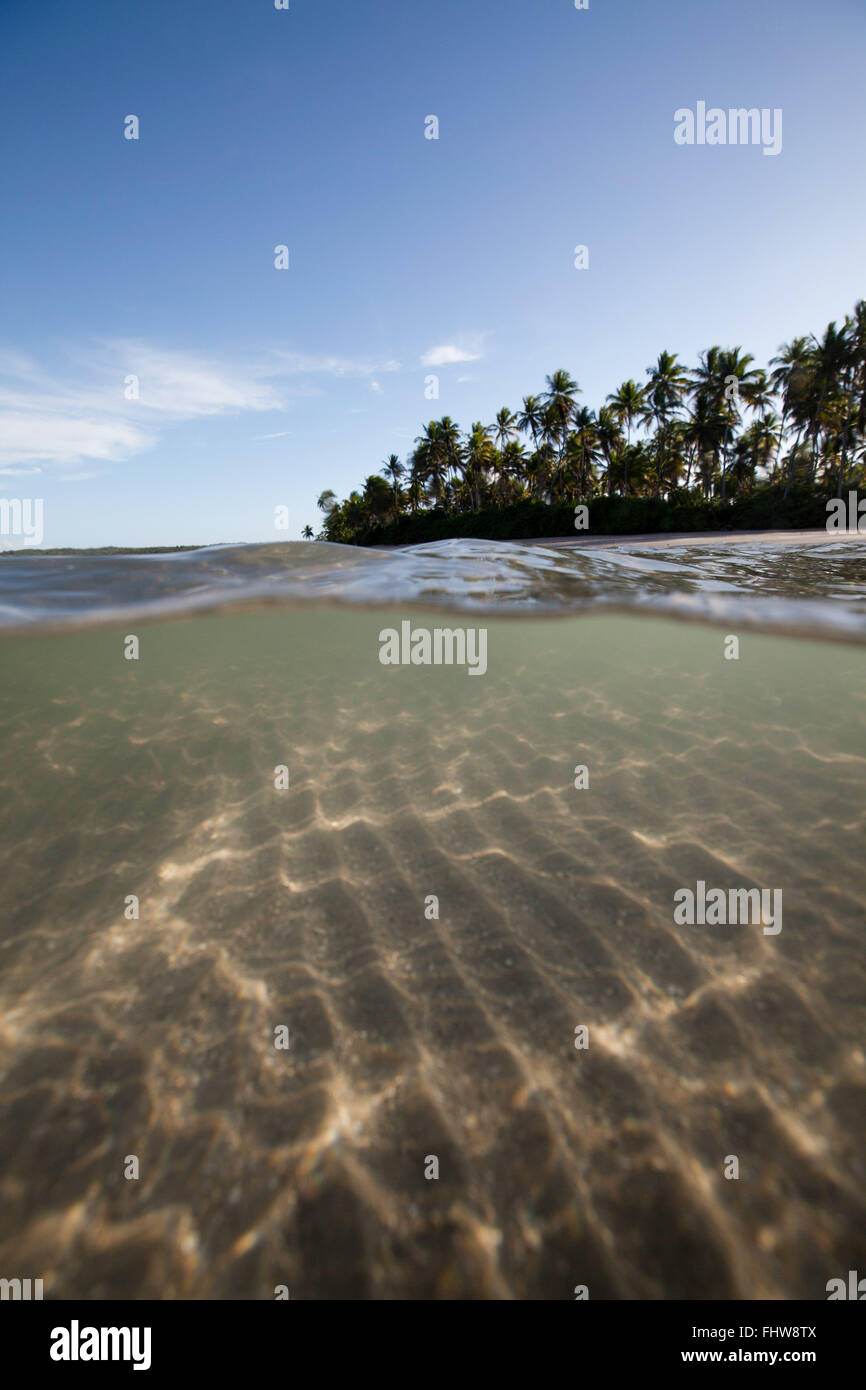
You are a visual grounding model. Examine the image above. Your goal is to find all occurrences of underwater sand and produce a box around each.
[0,591,864,1299]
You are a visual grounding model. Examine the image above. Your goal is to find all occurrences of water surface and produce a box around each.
[0,538,864,1298]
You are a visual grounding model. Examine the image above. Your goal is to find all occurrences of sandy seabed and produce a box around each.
[0,605,864,1299]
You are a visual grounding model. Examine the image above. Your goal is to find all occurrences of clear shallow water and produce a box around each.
[2,533,866,637]
[0,538,864,1299]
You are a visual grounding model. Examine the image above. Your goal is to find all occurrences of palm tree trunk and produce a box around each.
[810,385,828,481]
[721,419,731,503]
[772,407,787,483]
[783,426,804,499]
[624,419,631,497]
[654,424,664,500]
[837,370,854,498]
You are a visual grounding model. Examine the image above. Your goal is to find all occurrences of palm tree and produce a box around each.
[769,337,810,478]
[361,473,393,526]
[439,416,463,474]
[683,391,721,494]
[569,407,599,499]
[837,301,866,495]
[718,348,762,501]
[807,320,853,483]
[743,368,774,422]
[780,437,812,490]
[543,370,580,475]
[491,407,518,453]
[623,440,653,497]
[734,416,779,492]
[342,490,367,532]
[851,301,866,439]
[769,336,813,495]
[606,379,646,495]
[690,347,727,495]
[301,524,314,539]
[595,405,622,496]
[499,438,526,504]
[463,422,495,511]
[662,419,689,492]
[644,351,690,498]
[516,394,545,454]
[526,440,556,500]
[412,421,450,509]
[689,347,761,500]
[319,501,348,542]
[316,489,337,516]
[416,416,464,507]
[380,454,404,511]
[406,463,424,513]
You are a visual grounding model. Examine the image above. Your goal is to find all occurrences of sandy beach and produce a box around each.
[521,527,858,550]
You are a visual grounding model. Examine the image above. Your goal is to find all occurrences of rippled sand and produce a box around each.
[0,608,864,1298]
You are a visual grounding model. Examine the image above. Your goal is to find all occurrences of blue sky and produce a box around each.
[1,0,864,547]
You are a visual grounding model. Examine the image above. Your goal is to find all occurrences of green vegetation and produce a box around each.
[339,484,843,547]
[316,299,866,545]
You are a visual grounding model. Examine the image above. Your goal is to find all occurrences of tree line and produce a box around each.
[310,299,866,543]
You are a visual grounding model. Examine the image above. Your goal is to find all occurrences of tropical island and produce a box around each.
[313,299,865,546]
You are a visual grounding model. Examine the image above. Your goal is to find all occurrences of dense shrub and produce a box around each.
[352,484,844,547]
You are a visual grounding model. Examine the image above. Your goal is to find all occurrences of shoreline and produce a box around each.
[1,527,858,560]
[516,526,854,550]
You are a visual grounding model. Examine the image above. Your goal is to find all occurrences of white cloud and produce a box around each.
[269,350,401,378]
[421,344,482,367]
[0,339,404,469]
[0,343,279,468]
[253,430,290,440]
[0,409,155,467]
[117,344,280,417]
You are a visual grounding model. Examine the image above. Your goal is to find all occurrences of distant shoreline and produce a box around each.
[0,545,206,557]
[0,527,859,558]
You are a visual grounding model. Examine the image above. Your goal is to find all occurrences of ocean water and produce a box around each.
[0,536,864,1300]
